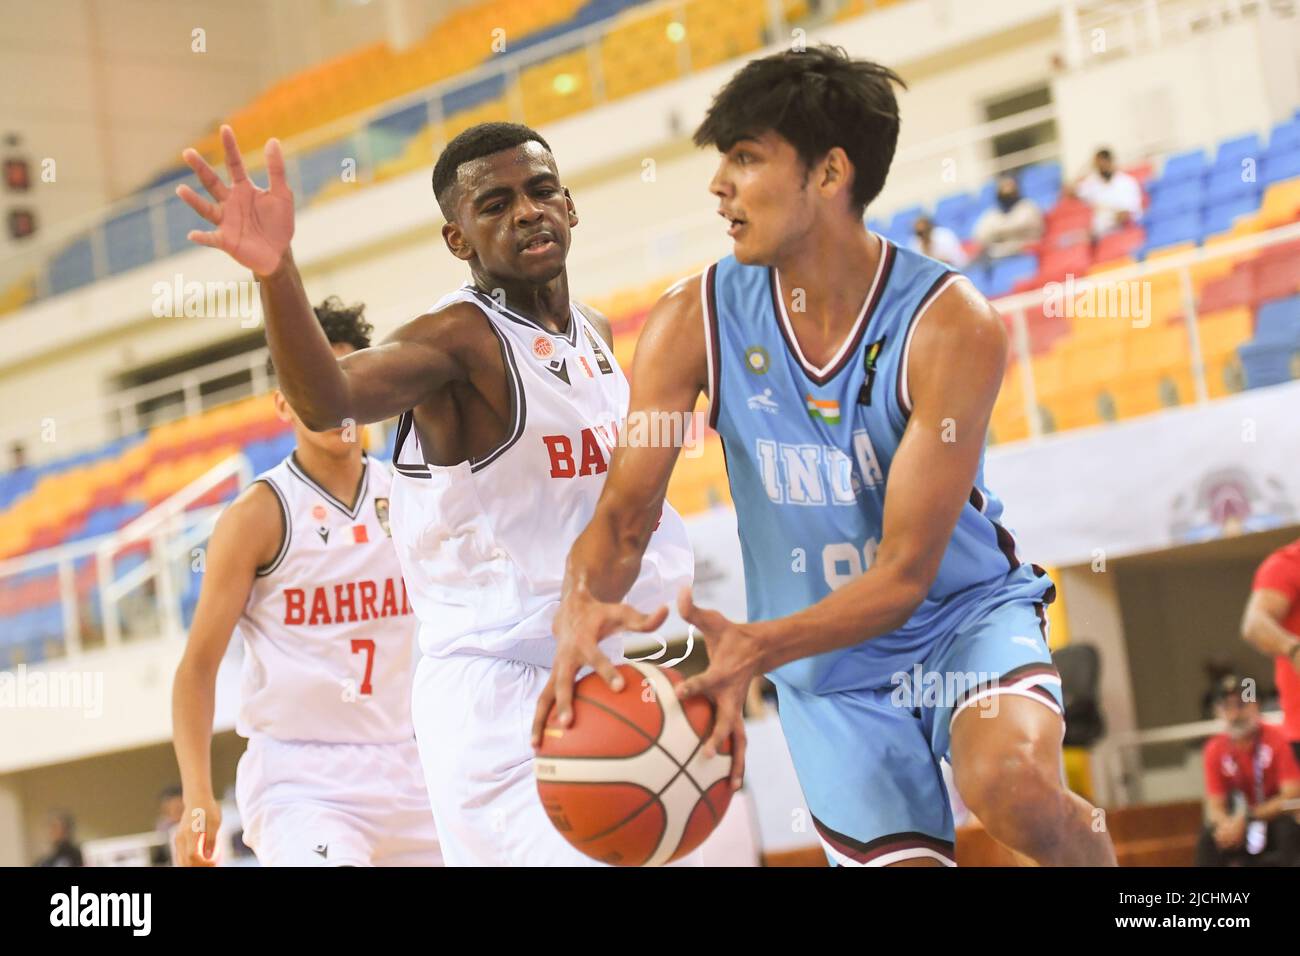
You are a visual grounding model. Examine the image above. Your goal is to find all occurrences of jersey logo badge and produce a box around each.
[544,358,570,385]
[745,345,770,374]
[374,497,391,537]
[582,326,614,374]
[316,526,330,544]
[578,356,595,378]
[857,336,886,406]
[532,335,554,360]
[352,525,369,544]
[747,388,779,414]
[313,843,328,859]
[311,504,327,521]
[806,395,841,424]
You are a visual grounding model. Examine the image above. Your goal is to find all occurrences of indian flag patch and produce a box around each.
[806,395,841,424]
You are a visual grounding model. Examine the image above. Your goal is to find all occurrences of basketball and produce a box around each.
[534,662,733,866]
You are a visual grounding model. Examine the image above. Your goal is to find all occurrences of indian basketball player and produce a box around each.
[171,298,441,867]
[175,124,695,865]
[541,45,1118,867]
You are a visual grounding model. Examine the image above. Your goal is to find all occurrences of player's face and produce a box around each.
[444,143,578,285]
[709,131,819,266]
[277,343,363,456]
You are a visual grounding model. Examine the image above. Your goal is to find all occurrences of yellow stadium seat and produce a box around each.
[1197,308,1252,397]
[1255,178,1300,229]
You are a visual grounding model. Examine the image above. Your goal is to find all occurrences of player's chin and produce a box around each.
[730,233,767,266]
[511,244,566,280]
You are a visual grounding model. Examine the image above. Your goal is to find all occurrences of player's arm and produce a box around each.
[531,279,708,730]
[1241,588,1300,668]
[171,482,281,865]
[672,280,1006,753]
[179,126,469,430]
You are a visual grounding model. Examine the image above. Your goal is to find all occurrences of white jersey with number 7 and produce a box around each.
[235,451,418,744]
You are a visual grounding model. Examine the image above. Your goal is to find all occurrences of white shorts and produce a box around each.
[236,735,442,867]
[412,653,701,867]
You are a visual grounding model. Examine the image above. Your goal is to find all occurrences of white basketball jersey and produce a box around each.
[389,285,694,667]
[236,451,418,744]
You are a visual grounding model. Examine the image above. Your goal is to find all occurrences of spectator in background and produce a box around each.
[9,440,27,472]
[33,810,83,867]
[151,784,185,865]
[910,215,968,268]
[1197,675,1300,867]
[1242,538,1300,764]
[1071,148,1143,238]
[972,175,1043,263]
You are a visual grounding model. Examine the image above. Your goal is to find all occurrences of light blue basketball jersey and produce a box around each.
[705,238,1053,695]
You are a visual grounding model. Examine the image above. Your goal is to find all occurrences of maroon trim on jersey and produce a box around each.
[968,486,1021,572]
[470,317,528,473]
[704,264,722,430]
[253,477,292,577]
[768,239,896,388]
[392,410,430,479]
[950,662,1062,713]
[1032,564,1058,605]
[896,269,957,416]
[288,451,369,519]
[812,816,955,866]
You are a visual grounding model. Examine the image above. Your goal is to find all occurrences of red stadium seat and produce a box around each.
[1094,226,1145,263]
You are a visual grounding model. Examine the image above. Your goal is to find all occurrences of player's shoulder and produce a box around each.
[211,476,286,565]
[651,271,707,324]
[392,296,494,350]
[573,300,613,346]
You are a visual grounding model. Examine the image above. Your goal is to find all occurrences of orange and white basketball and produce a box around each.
[535,662,733,866]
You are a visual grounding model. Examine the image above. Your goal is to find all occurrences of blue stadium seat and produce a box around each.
[104,206,156,275]
[886,204,925,242]
[1202,194,1260,237]
[1019,162,1062,196]
[1138,211,1202,256]
[1254,296,1300,345]
[297,141,358,202]
[1238,339,1298,389]
[441,73,507,118]
[1159,148,1208,185]
[1269,119,1300,153]
[1146,179,1203,217]
[1213,133,1262,168]
[985,255,1037,296]
[1261,148,1300,186]
[1204,167,1259,204]
[48,237,96,296]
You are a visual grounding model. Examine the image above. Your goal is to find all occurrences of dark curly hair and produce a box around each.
[266,295,372,377]
[693,45,906,216]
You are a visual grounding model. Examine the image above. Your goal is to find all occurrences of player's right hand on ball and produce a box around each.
[532,590,668,749]
[174,798,222,867]
[178,124,295,276]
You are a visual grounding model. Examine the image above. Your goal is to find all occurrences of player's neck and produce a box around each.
[773,224,883,344]
[292,445,367,510]
[473,269,572,335]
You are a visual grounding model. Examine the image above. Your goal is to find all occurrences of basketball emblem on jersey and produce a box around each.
[374,497,391,537]
[312,503,330,544]
[745,345,770,374]
[311,504,326,521]
[532,335,554,359]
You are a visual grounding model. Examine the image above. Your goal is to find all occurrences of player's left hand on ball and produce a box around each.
[531,589,668,749]
[674,587,759,792]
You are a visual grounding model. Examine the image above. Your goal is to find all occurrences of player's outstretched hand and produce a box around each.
[173,798,222,867]
[178,125,294,275]
[673,587,756,791]
[531,590,668,749]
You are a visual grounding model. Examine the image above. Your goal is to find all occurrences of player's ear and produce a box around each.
[563,187,578,229]
[442,221,474,262]
[271,389,293,424]
[818,147,851,202]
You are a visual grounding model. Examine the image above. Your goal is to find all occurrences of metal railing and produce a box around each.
[1096,709,1284,806]
[0,453,252,664]
[0,0,854,299]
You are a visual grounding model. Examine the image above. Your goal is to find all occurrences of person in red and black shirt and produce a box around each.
[1196,675,1300,867]
[1242,539,1300,763]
